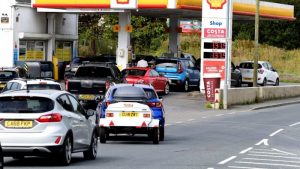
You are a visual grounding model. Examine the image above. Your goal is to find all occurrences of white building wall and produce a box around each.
[56,14,78,35]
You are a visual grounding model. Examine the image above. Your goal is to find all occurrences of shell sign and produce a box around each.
[207,0,227,9]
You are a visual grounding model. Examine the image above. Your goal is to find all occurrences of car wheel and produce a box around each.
[236,76,242,87]
[58,135,72,166]
[159,126,165,141]
[152,128,160,144]
[182,80,189,92]
[0,152,3,169]
[83,131,98,160]
[99,128,107,144]
[164,83,170,95]
[274,78,279,86]
[262,78,267,86]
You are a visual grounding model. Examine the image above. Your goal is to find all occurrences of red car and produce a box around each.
[122,67,170,95]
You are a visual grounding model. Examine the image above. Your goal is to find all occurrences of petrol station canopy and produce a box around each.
[32,0,295,20]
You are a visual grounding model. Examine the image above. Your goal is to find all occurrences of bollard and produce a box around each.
[52,56,59,81]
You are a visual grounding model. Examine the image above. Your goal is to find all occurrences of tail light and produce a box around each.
[178,62,183,73]
[106,112,114,117]
[147,102,162,108]
[65,80,69,91]
[105,81,110,90]
[258,69,264,74]
[37,113,62,123]
[143,113,151,118]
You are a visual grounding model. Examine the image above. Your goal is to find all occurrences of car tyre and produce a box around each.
[83,131,98,160]
[58,135,72,166]
[0,147,3,169]
[236,76,242,87]
[159,126,165,141]
[99,128,107,144]
[262,78,267,86]
[152,128,160,144]
[164,83,170,95]
[182,80,189,92]
[274,78,279,86]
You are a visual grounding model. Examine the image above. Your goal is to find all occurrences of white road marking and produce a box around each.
[235,161,300,168]
[269,129,284,137]
[176,121,183,124]
[252,148,274,152]
[289,122,300,127]
[228,166,268,169]
[243,157,300,164]
[255,139,269,146]
[247,154,300,160]
[240,147,253,154]
[207,168,214,169]
[165,124,172,127]
[187,118,195,121]
[202,117,207,119]
[228,112,236,115]
[218,156,237,165]
[216,114,225,117]
[249,151,292,156]
[272,148,297,156]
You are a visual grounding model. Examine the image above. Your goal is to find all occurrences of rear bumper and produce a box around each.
[2,146,63,157]
[99,118,160,128]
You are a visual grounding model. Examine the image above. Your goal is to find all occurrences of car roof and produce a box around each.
[8,79,60,84]
[0,89,67,98]
[156,57,189,61]
[240,61,267,64]
[110,83,155,90]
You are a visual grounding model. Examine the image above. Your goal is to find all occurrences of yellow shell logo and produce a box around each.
[207,0,227,9]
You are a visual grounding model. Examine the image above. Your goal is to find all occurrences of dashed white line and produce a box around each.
[165,124,172,127]
[216,114,225,117]
[239,147,253,154]
[289,122,300,127]
[176,121,183,124]
[269,129,284,137]
[243,157,300,164]
[188,118,195,121]
[202,117,207,119]
[235,161,300,168]
[228,166,267,169]
[218,156,237,165]
[228,112,236,115]
[247,154,300,160]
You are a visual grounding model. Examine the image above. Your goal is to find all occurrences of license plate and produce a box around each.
[79,94,95,100]
[4,120,33,128]
[0,84,5,88]
[243,78,252,81]
[120,112,139,117]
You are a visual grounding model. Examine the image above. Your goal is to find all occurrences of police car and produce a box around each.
[98,85,160,144]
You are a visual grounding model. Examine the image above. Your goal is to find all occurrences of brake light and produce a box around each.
[143,114,151,118]
[178,62,183,73]
[105,81,110,90]
[258,69,264,74]
[147,102,162,108]
[37,113,62,123]
[106,112,114,117]
[65,80,69,91]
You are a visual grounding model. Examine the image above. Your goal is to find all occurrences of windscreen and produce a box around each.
[112,86,147,101]
[27,84,61,90]
[0,71,17,79]
[156,60,178,68]
[239,63,262,69]
[75,66,112,78]
[122,69,146,77]
[0,96,54,113]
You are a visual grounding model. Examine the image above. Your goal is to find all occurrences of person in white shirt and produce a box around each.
[137,57,148,67]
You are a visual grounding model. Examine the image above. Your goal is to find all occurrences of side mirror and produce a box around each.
[86,109,95,117]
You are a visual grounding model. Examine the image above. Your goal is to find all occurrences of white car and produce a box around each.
[239,61,279,86]
[0,90,98,165]
[1,79,62,93]
[99,85,160,144]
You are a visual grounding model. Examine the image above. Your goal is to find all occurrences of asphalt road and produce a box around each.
[3,92,300,169]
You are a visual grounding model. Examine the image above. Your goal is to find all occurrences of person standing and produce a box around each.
[137,56,148,67]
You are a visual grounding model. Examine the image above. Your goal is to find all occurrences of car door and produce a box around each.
[150,70,164,91]
[57,94,82,149]
[187,60,199,86]
[266,62,277,84]
[68,94,90,148]
[262,63,272,84]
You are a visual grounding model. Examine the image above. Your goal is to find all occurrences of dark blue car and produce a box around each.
[155,57,200,92]
[97,84,165,141]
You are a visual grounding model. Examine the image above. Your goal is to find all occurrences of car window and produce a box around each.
[267,63,273,70]
[239,62,262,69]
[10,82,20,90]
[144,89,158,100]
[113,66,122,79]
[68,95,85,115]
[181,60,189,68]
[150,70,159,77]
[156,60,178,68]
[189,61,195,68]
[122,69,147,77]
[0,71,17,79]
[27,84,61,90]
[1,82,13,92]
[75,66,112,78]
[262,63,269,70]
[57,94,73,112]
[0,96,54,113]
[112,86,147,100]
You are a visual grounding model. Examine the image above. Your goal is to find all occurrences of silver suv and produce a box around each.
[0,90,98,166]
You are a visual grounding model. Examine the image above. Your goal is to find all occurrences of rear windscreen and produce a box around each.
[144,89,158,100]
[122,69,146,77]
[239,63,262,69]
[75,67,112,78]
[0,96,54,113]
[27,84,61,90]
[112,86,147,100]
[156,60,178,68]
[0,71,17,79]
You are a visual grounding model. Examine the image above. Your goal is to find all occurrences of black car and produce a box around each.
[0,143,3,169]
[231,62,242,87]
[0,67,26,90]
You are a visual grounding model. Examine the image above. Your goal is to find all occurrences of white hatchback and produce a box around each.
[239,61,279,86]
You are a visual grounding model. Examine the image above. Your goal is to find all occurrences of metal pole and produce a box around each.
[253,0,260,87]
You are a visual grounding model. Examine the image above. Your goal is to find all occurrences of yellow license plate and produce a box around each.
[79,94,95,100]
[4,120,33,128]
[243,78,252,81]
[120,112,139,117]
[0,84,5,88]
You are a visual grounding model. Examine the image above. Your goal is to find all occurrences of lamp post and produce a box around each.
[253,0,260,87]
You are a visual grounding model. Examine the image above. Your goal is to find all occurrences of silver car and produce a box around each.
[0,90,98,166]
